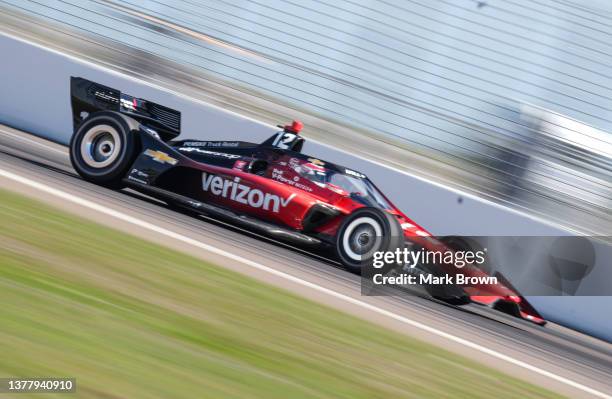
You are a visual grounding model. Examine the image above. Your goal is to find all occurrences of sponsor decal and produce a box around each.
[233,160,247,170]
[127,175,148,185]
[178,147,241,159]
[184,141,240,148]
[120,94,140,111]
[120,98,136,111]
[345,168,366,178]
[130,168,150,178]
[213,141,240,147]
[128,168,156,185]
[271,168,313,192]
[144,149,178,165]
[93,90,116,102]
[272,132,298,149]
[272,168,283,179]
[304,162,326,173]
[308,158,325,166]
[202,172,296,213]
[184,141,209,147]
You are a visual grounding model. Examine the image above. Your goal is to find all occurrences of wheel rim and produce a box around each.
[80,125,122,168]
[342,216,383,261]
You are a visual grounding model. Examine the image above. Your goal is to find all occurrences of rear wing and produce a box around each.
[70,77,181,141]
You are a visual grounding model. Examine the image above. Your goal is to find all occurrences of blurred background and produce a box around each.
[1,3,612,395]
[0,0,610,237]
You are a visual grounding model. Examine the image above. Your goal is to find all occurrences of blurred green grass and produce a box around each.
[0,189,562,398]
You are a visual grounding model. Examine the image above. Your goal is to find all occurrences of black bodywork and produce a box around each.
[122,132,342,247]
[71,77,181,142]
[70,77,349,247]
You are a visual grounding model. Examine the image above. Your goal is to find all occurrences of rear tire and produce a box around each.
[335,207,404,274]
[69,111,139,188]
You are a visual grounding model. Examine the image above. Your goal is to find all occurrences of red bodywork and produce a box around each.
[180,150,545,325]
[135,124,545,326]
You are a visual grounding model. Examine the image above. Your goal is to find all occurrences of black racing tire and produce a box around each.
[335,207,404,274]
[69,111,139,188]
[416,255,471,306]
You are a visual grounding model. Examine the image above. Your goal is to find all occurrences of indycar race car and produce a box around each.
[68,77,545,325]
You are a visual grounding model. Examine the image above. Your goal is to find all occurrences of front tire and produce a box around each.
[335,207,404,274]
[69,111,139,188]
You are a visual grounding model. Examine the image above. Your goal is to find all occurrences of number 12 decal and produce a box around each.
[272,132,298,149]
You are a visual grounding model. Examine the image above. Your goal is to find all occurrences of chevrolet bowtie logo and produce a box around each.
[144,149,178,165]
[308,158,325,166]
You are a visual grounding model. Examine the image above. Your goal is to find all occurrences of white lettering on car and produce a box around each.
[119,97,136,111]
[179,147,241,159]
[202,172,296,213]
[184,141,240,147]
[345,168,366,178]
[271,168,313,192]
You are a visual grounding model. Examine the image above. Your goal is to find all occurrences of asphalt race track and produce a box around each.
[0,125,611,398]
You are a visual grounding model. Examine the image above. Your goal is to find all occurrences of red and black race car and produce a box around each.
[69,77,545,325]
